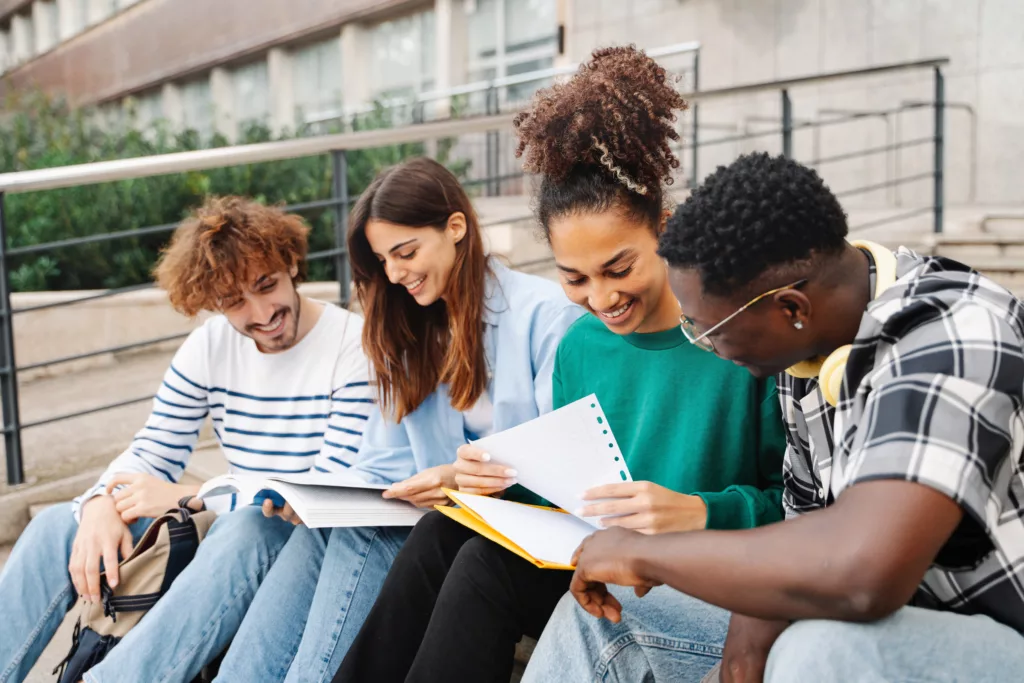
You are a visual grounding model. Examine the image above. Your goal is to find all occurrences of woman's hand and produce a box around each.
[453,444,518,496]
[383,465,458,508]
[578,481,708,534]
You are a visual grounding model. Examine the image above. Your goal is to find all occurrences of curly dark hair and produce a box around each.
[513,45,688,235]
[658,153,849,296]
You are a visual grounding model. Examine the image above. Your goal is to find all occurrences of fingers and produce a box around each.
[455,444,490,462]
[261,499,276,518]
[103,538,121,590]
[601,593,623,623]
[84,546,102,603]
[598,513,652,532]
[454,474,516,496]
[280,504,304,525]
[582,482,648,501]
[105,473,140,495]
[68,544,85,602]
[406,490,452,509]
[578,497,648,519]
[384,473,431,500]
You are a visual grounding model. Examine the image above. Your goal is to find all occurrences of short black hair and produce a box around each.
[658,152,848,296]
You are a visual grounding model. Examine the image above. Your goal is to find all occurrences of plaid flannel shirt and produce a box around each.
[778,247,1024,632]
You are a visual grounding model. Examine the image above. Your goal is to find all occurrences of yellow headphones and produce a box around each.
[785,240,897,406]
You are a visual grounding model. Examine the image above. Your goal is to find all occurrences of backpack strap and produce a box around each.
[160,512,203,593]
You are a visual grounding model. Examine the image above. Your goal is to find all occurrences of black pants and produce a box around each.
[333,510,572,683]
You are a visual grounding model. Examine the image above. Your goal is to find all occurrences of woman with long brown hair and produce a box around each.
[215,156,582,683]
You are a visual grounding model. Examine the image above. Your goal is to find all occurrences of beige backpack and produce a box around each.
[54,505,217,682]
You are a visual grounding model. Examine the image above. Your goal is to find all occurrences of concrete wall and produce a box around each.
[569,0,1024,208]
[0,0,422,104]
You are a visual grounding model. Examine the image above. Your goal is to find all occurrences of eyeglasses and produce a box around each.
[680,279,808,353]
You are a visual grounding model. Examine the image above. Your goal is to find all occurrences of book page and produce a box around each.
[448,491,596,568]
[472,395,631,524]
[266,481,425,528]
[265,470,390,491]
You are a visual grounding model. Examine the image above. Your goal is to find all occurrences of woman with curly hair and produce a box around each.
[332,46,788,683]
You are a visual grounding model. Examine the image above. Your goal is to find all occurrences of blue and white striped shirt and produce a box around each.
[72,302,373,519]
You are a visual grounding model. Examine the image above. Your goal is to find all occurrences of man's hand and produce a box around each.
[453,444,518,496]
[569,527,660,622]
[720,615,790,683]
[69,496,133,604]
[383,465,457,508]
[106,473,197,523]
[261,499,304,525]
[579,481,708,534]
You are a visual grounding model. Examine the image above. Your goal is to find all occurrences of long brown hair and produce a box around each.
[348,157,488,421]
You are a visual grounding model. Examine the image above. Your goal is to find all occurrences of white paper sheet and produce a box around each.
[448,491,597,567]
[471,394,632,524]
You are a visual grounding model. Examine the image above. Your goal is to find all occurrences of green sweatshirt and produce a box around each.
[549,314,786,530]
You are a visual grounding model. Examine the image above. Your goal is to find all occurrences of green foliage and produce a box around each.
[0,92,470,291]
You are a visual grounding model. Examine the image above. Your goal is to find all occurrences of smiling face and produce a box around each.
[221,267,303,353]
[668,266,816,378]
[548,209,678,335]
[363,214,467,307]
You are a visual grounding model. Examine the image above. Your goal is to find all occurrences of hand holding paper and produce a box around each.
[579,482,708,534]
[470,395,631,524]
[453,444,518,496]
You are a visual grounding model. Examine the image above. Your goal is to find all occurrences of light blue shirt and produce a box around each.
[354,261,584,485]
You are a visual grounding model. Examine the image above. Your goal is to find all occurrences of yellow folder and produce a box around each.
[435,489,577,570]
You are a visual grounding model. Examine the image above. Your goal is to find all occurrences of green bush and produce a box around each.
[0,92,468,291]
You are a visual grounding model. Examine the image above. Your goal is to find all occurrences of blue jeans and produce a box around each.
[79,506,295,683]
[526,586,1024,682]
[214,525,410,683]
[0,504,151,683]
[524,586,728,683]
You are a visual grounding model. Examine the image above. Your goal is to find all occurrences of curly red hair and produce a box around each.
[154,196,309,316]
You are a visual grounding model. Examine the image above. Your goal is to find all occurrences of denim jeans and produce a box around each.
[525,585,1024,682]
[0,503,151,683]
[214,524,411,683]
[79,506,295,683]
[523,586,729,683]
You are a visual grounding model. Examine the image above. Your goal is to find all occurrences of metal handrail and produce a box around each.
[0,57,949,195]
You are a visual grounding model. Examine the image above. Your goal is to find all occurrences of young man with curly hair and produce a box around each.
[523,152,1024,682]
[0,196,373,683]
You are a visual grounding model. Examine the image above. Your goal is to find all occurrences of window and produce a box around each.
[11,13,36,63]
[33,1,59,54]
[231,60,270,133]
[129,89,163,131]
[367,9,435,103]
[291,37,342,127]
[180,77,214,141]
[0,27,10,73]
[465,0,557,106]
[73,0,89,32]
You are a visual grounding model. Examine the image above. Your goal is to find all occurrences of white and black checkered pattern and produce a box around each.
[779,247,1024,632]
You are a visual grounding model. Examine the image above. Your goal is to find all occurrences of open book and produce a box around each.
[437,395,632,569]
[197,470,426,529]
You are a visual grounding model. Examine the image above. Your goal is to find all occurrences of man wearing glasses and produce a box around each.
[521,152,1024,683]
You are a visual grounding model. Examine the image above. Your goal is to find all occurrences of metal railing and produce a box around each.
[0,55,949,486]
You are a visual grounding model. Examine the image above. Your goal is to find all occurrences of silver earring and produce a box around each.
[793,321,804,330]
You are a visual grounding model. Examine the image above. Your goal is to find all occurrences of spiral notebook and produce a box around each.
[437,395,632,569]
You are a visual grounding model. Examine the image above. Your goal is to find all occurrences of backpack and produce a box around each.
[54,504,217,683]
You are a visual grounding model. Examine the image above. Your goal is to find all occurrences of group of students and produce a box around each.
[3,44,1024,683]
